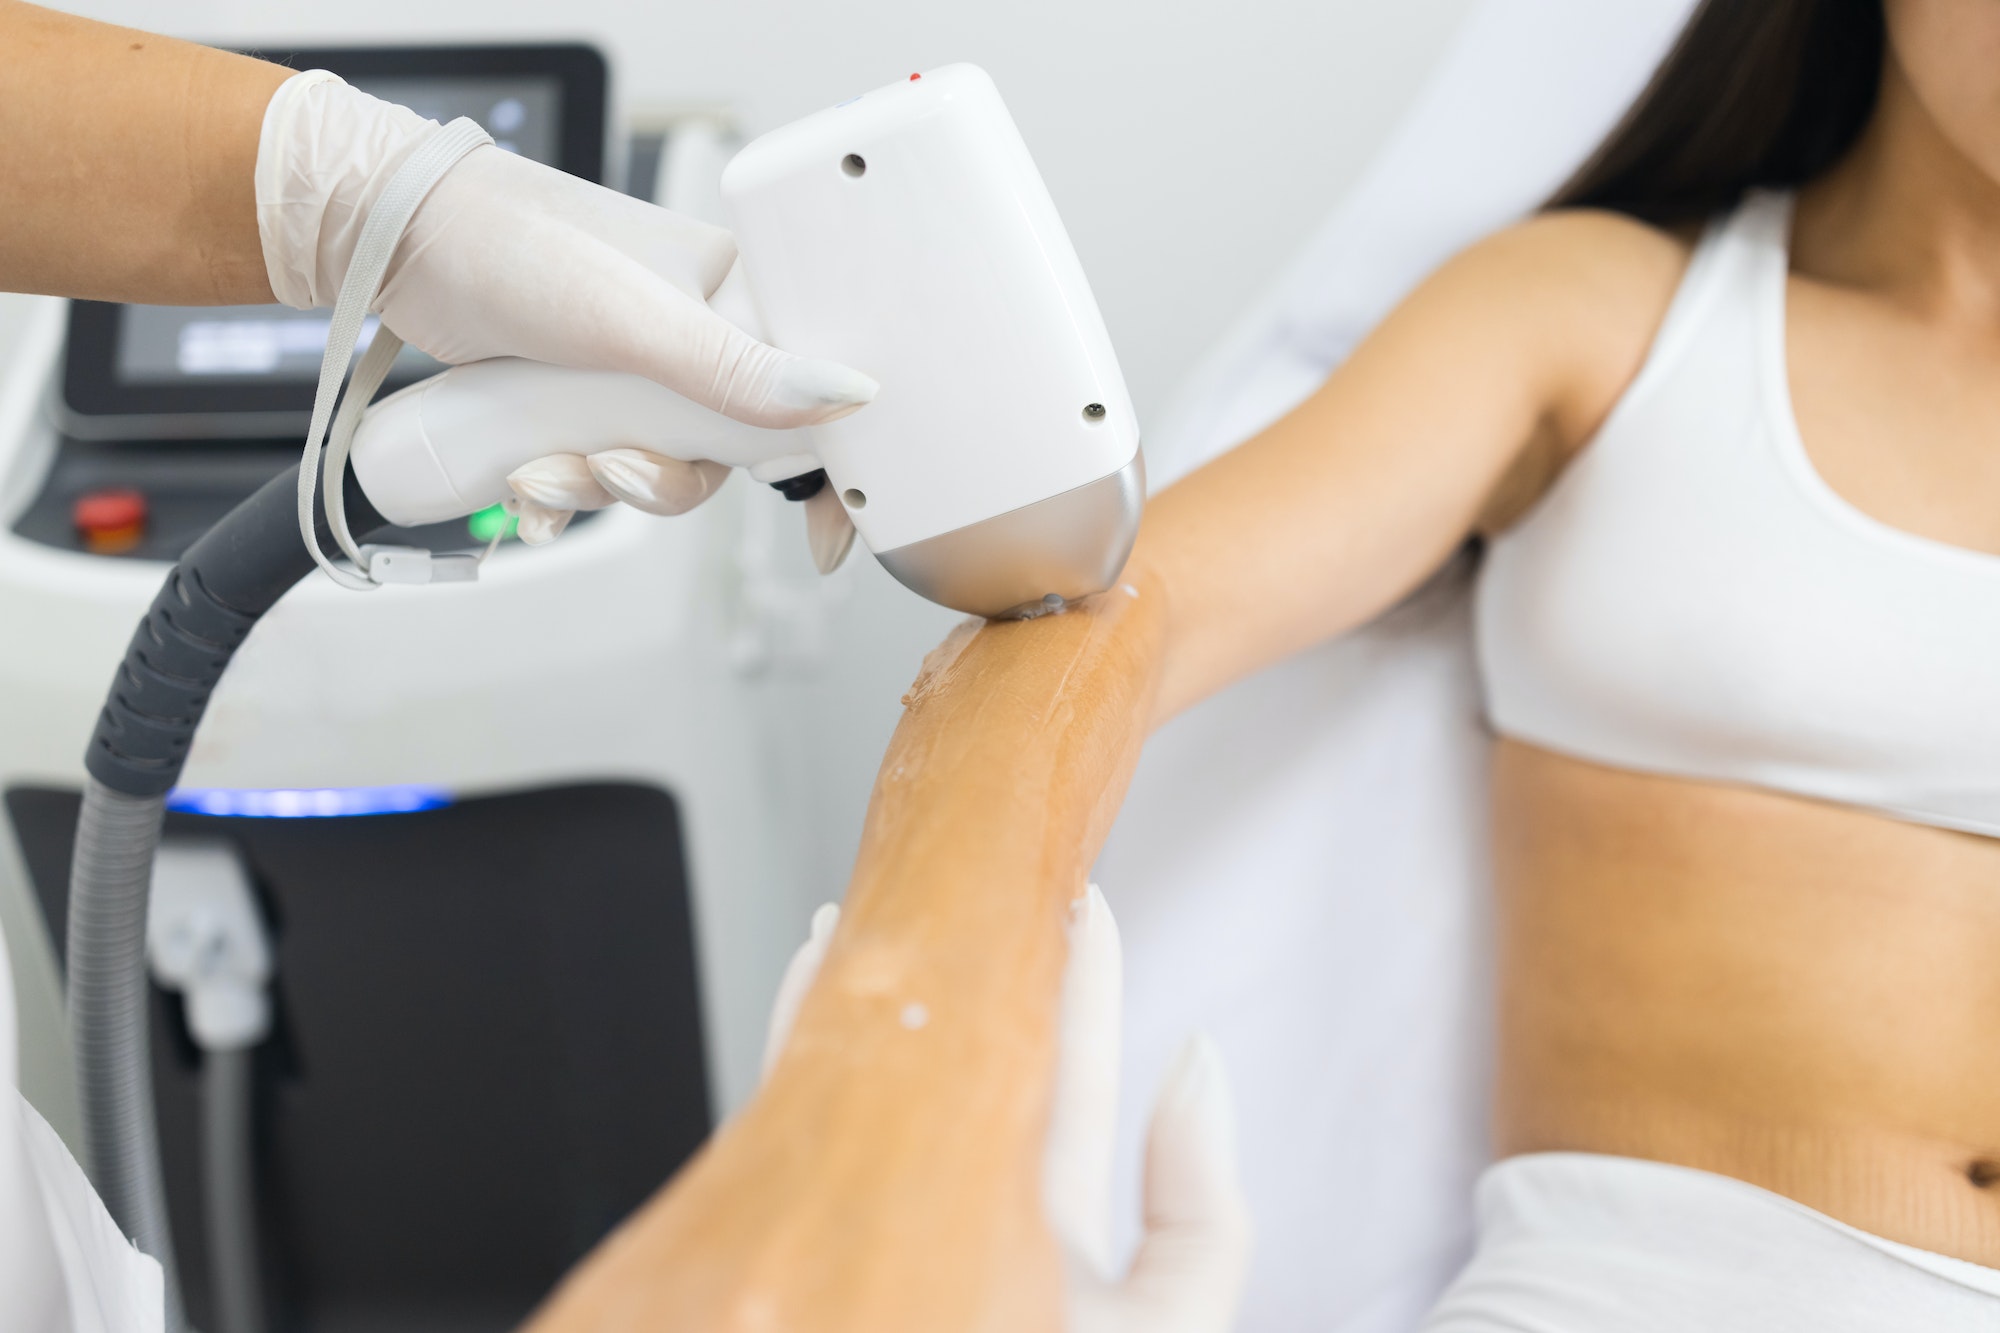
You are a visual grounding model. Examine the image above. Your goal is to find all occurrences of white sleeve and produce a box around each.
[2,912,164,1333]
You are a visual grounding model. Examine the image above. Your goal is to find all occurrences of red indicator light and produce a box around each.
[74,487,148,555]
[909,73,921,81]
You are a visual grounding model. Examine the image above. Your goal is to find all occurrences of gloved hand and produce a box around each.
[762,887,1252,1330]
[508,431,861,570]
[256,70,876,547]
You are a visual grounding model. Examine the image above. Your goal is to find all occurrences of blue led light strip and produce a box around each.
[164,786,452,818]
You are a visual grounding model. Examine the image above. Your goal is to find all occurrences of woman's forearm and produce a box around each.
[523,576,1168,1330]
[0,2,287,303]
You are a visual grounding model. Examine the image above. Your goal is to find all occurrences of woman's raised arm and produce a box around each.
[517,209,1686,1331]
[1139,208,1689,721]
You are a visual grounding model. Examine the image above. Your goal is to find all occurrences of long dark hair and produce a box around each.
[1551,0,1886,225]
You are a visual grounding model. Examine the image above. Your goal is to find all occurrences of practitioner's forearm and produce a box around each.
[522,581,1168,1331]
[0,2,287,303]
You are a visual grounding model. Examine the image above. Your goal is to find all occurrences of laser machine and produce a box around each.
[1,44,765,1331]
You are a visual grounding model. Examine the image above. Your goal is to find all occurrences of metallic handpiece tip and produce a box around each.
[874,451,1146,619]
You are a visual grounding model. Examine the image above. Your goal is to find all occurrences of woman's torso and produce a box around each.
[1475,190,2000,1264]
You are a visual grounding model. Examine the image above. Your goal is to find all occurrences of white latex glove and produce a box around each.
[762,888,1251,1331]
[256,70,876,547]
[506,440,860,570]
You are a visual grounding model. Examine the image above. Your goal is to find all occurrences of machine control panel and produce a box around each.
[11,440,488,562]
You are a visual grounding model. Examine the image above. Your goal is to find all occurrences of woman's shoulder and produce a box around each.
[1437,207,1701,456]
[1449,207,1696,313]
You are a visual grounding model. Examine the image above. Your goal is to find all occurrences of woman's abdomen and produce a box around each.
[1490,738,2000,1265]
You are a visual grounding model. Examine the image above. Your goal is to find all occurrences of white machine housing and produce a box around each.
[351,64,1143,618]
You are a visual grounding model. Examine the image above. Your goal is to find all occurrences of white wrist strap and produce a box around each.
[297,117,493,590]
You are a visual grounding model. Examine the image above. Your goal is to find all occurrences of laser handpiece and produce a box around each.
[350,63,1145,618]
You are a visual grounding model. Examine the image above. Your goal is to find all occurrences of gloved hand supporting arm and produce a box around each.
[762,890,1251,1332]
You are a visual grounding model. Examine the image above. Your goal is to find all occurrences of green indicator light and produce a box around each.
[466,504,517,543]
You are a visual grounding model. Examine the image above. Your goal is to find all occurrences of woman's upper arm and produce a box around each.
[1134,209,1691,721]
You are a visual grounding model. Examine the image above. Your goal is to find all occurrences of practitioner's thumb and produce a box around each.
[802,484,858,574]
[1118,1035,1251,1331]
[1044,883,1123,1277]
[684,302,879,428]
[665,260,877,429]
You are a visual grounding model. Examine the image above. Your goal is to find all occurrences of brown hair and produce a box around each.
[1550,0,1885,225]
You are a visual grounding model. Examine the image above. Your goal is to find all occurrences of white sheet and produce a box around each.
[1425,1154,2000,1330]
[1092,3,1699,1328]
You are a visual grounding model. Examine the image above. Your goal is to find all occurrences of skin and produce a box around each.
[0,1,287,304]
[7,0,1997,1324]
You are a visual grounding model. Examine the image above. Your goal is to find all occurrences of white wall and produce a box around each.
[61,0,1480,425]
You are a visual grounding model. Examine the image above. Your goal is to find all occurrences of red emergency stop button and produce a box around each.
[73,488,148,555]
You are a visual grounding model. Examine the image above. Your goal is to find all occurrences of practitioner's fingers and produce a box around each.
[1115,1035,1252,1331]
[507,453,618,512]
[587,451,732,517]
[802,484,858,574]
[1043,883,1123,1279]
[511,498,573,546]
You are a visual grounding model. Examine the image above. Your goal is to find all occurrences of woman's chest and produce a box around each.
[1786,278,2000,559]
[1475,271,2000,835]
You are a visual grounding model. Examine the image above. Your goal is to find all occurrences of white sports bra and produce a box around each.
[1475,190,2000,839]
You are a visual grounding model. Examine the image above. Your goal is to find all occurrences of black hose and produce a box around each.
[68,463,386,1331]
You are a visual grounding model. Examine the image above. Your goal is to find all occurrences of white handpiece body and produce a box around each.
[350,64,1143,617]
[350,354,802,524]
